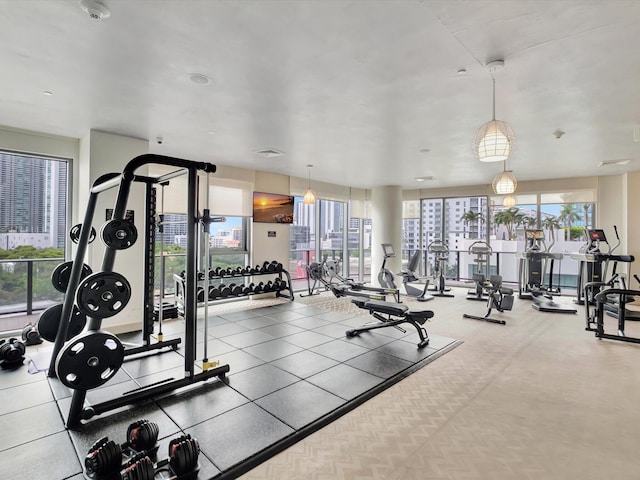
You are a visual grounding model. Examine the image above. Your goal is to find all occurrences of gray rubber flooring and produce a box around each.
[0,300,459,479]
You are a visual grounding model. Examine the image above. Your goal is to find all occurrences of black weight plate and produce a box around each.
[55,330,125,391]
[76,271,132,319]
[51,261,93,293]
[69,224,97,244]
[101,219,138,250]
[37,303,87,342]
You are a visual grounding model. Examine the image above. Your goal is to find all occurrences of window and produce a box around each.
[0,151,70,325]
[290,197,316,281]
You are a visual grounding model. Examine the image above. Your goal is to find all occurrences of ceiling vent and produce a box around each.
[254,149,284,158]
[598,159,630,167]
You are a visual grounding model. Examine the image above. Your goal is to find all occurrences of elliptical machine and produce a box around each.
[517,228,576,314]
[378,244,433,302]
[466,240,492,301]
[427,240,454,297]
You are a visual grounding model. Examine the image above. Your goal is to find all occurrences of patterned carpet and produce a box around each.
[240,288,640,480]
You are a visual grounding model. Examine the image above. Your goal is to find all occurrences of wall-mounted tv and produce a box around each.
[252,192,295,224]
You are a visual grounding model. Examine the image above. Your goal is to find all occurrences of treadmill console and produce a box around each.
[524,229,544,240]
[588,229,607,242]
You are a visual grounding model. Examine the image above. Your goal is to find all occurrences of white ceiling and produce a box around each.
[1,0,640,190]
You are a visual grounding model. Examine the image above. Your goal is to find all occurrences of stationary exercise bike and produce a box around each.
[466,240,492,301]
[427,240,454,297]
[379,244,433,302]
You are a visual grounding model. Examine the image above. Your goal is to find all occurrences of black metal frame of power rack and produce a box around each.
[48,154,229,428]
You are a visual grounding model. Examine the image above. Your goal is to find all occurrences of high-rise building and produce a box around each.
[0,153,68,248]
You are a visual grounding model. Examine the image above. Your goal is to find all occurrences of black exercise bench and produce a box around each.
[347,299,433,348]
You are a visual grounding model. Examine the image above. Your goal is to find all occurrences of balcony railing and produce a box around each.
[0,257,65,317]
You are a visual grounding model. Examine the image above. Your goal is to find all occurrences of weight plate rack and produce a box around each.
[47,154,230,428]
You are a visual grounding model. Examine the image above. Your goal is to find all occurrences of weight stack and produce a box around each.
[153,302,178,321]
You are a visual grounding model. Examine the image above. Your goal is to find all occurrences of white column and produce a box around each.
[371,185,402,287]
[77,130,148,333]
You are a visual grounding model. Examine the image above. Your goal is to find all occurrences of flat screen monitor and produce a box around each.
[252,192,294,224]
[588,229,607,242]
[525,229,544,240]
[382,243,395,257]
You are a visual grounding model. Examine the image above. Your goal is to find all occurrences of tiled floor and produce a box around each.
[0,296,458,480]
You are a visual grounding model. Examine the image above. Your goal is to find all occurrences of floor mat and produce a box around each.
[2,294,460,480]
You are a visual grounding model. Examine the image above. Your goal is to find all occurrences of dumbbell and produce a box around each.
[208,285,221,300]
[208,270,217,279]
[268,260,280,272]
[263,281,274,292]
[121,454,154,480]
[0,338,26,368]
[197,288,206,303]
[219,284,231,297]
[272,279,282,291]
[253,282,264,294]
[167,434,200,476]
[84,420,159,477]
[228,284,241,295]
[243,283,254,295]
[197,272,205,281]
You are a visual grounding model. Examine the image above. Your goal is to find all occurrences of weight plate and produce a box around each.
[55,330,125,391]
[76,271,132,319]
[51,261,93,293]
[37,303,87,343]
[101,219,138,250]
[69,224,96,244]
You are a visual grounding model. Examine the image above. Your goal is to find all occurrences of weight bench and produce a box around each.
[347,299,433,348]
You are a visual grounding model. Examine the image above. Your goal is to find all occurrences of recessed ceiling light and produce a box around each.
[188,73,211,85]
[457,68,467,76]
[254,148,284,158]
[599,159,630,167]
[415,176,437,182]
[207,131,216,135]
[43,91,53,96]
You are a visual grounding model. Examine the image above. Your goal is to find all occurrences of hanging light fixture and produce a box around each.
[473,59,516,162]
[303,164,315,205]
[503,194,516,208]
[492,160,517,195]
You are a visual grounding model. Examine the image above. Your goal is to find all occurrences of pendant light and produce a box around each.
[492,160,517,195]
[303,164,315,205]
[502,194,516,208]
[473,60,516,162]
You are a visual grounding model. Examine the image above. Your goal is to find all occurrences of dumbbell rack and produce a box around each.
[173,264,294,316]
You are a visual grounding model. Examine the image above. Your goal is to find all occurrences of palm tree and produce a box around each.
[494,208,521,240]
[541,215,562,242]
[460,210,485,239]
[558,204,582,240]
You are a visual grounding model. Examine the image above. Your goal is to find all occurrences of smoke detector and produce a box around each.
[79,0,111,21]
